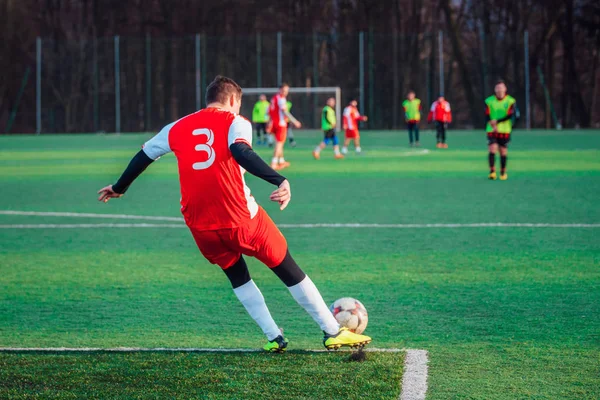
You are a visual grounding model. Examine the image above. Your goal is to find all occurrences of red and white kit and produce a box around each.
[268,94,288,142]
[343,105,366,139]
[143,108,287,269]
[427,99,452,123]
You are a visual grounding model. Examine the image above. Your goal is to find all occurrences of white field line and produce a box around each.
[0,347,405,353]
[400,349,429,400]
[0,210,183,221]
[1,223,599,229]
[1,346,425,397]
[1,210,598,229]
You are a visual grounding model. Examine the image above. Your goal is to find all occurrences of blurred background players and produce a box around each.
[341,99,368,155]
[313,98,344,159]
[486,80,518,180]
[428,95,452,148]
[252,94,270,145]
[402,91,421,147]
[268,83,301,170]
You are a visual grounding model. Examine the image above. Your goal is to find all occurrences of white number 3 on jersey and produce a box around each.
[192,128,215,170]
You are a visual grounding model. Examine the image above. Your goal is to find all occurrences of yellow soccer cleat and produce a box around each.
[323,327,372,350]
[263,335,288,353]
[500,173,508,181]
[489,171,497,180]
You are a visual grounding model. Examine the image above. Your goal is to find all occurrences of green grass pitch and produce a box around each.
[0,129,599,399]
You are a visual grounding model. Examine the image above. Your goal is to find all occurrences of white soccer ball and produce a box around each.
[329,297,368,334]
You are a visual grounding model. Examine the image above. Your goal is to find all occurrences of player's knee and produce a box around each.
[271,250,306,287]
[223,256,251,288]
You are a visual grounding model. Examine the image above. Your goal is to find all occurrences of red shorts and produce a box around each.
[345,129,359,139]
[272,125,288,143]
[189,207,287,270]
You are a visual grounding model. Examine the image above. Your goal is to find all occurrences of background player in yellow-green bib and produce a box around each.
[252,95,270,145]
[313,98,344,159]
[486,80,519,180]
[402,91,421,147]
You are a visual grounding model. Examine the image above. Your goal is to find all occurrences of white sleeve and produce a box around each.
[278,97,287,110]
[228,115,253,147]
[142,122,175,160]
[430,102,437,112]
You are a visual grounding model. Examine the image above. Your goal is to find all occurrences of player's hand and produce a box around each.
[363,116,369,122]
[293,121,301,129]
[97,185,123,203]
[270,180,291,211]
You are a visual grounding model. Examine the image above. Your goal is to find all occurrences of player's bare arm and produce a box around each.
[283,110,301,128]
[97,149,154,203]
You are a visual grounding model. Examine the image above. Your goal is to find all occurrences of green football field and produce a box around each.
[1,129,599,399]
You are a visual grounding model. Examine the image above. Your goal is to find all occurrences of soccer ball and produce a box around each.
[329,297,368,334]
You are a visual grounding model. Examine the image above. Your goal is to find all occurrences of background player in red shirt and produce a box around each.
[341,99,368,155]
[268,83,301,171]
[427,95,452,148]
[97,76,370,352]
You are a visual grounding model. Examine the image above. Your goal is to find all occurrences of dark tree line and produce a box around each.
[1,0,599,132]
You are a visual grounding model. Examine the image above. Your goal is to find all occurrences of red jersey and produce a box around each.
[142,108,258,231]
[343,105,366,131]
[427,100,452,123]
[269,94,288,128]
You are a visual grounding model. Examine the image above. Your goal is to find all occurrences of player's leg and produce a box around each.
[332,134,344,159]
[254,123,260,145]
[246,208,371,348]
[488,138,498,180]
[435,122,442,148]
[341,137,350,155]
[313,132,329,159]
[272,127,290,170]
[441,123,448,148]
[225,256,286,351]
[190,228,283,349]
[288,123,297,147]
[414,124,420,146]
[408,123,414,146]
[354,136,362,154]
[499,142,509,180]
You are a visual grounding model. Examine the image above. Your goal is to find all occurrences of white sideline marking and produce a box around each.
[1,211,598,229]
[0,347,404,353]
[1,223,599,229]
[0,210,183,221]
[400,349,429,400]
[2,346,425,397]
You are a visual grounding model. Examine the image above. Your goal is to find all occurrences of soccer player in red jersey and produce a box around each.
[97,76,371,352]
[341,99,368,155]
[427,95,452,148]
[267,83,301,171]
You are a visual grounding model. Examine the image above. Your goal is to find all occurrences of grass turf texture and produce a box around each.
[1,129,599,399]
[0,352,403,399]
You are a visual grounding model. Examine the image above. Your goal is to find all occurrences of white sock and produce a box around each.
[356,147,362,153]
[288,276,339,335]
[334,148,340,155]
[314,146,321,154]
[278,157,285,164]
[341,147,348,154]
[271,157,278,165]
[233,280,281,341]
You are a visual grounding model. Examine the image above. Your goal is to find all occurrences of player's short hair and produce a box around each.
[495,79,506,87]
[205,75,242,105]
[408,90,415,94]
[280,82,289,89]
